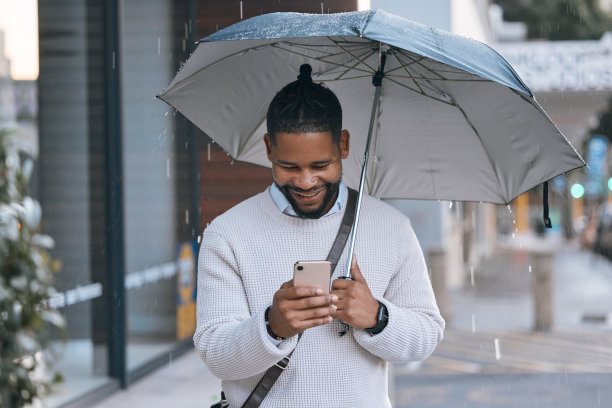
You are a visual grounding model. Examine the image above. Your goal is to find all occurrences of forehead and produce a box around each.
[271,131,338,161]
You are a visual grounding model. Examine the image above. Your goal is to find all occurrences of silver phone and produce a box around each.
[293,261,331,293]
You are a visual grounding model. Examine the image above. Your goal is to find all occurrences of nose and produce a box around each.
[294,170,317,190]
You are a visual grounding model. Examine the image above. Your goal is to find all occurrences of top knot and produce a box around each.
[297,64,313,83]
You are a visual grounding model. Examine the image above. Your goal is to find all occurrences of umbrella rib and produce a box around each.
[386,74,491,83]
[272,43,374,75]
[454,104,505,200]
[385,77,455,106]
[286,42,372,59]
[388,50,426,94]
[317,74,374,82]
[514,90,585,166]
[396,49,447,80]
[332,54,376,81]
[328,37,377,73]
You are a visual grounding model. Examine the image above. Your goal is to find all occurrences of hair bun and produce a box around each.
[297,64,313,83]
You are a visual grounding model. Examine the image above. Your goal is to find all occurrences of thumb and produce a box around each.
[349,254,365,282]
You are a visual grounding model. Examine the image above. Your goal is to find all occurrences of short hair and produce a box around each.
[266,64,342,145]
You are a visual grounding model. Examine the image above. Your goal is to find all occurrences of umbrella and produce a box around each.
[158,9,586,278]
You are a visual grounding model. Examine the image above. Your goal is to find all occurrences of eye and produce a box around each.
[279,164,298,170]
[312,164,330,170]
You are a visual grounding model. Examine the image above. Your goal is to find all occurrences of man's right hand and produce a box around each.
[267,280,338,339]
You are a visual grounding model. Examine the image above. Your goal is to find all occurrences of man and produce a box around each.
[194,64,444,407]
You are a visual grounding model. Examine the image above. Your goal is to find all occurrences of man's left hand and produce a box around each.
[330,255,380,329]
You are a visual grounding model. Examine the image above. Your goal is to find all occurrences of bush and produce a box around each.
[0,128,64,408]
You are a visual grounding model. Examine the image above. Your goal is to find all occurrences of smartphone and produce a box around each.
[293,261,331,293]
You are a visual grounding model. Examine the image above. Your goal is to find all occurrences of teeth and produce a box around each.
[295,189,322,198]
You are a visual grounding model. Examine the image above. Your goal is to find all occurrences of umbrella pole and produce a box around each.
[344,83,383,278]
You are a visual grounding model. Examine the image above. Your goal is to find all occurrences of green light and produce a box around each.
[570,183,584,199]
[608,178,612,191]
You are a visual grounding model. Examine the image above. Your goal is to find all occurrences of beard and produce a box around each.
[276,180,341,219]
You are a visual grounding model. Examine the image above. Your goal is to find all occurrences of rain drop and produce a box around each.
[185,209,189,224]
[470,266,475,286]
[167,159,171,178]
[528,265,532,273]
[448,201,453,209]
[321,2,324,13]
[230,159,235,165]
[511,233,515,239]
[597,388,601,406]
[471,313,476,333]
[158,37,161,55]
[165,111,169,117]
[494,338,501,360]
[240,1,243,19]
[207,143,211,161]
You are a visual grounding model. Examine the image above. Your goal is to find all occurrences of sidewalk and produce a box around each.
[92,235,612,407]
[92,349,221,408]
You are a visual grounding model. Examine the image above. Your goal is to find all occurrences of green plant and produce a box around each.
[0,128,64,408]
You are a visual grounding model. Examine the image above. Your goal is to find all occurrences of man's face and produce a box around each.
[264,130,350,219]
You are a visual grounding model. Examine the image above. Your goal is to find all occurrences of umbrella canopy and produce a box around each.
[158,9,585,205]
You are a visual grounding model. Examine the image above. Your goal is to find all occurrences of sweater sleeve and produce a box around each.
[353,220,445,362]
[193,229,298,380]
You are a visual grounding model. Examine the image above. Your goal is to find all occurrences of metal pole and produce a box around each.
[344,48,387,278]
[344,84,383,278]
[104,0,127,388]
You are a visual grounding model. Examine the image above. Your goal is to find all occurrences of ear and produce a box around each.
[264,133,273,162]
[339,130,350,159]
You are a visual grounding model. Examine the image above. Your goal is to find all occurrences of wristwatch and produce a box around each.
[265,306,286,341]
[365,301,388,336]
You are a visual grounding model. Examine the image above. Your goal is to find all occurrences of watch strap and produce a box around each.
[365,301,388,336]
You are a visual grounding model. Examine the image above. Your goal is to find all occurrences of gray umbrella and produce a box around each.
[158,10,585,278]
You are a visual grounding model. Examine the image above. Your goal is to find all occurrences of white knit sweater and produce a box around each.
[194,189,444,407]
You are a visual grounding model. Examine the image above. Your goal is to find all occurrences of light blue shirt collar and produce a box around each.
[269,182,347,218]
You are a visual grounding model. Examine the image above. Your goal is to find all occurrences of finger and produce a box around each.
[349,254,366,283]
[280,280,293,290]
[292,294,338,310]
[300,304,337,320]
[331,278,353,291]
[284,286,325,300]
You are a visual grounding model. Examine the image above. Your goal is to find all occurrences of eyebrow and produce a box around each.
[276,159,333,166]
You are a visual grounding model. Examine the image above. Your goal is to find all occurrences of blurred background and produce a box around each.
[0,0,611,407]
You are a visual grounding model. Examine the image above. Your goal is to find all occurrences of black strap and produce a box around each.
[326,188,358,273]
[240,188,358,408]
[543,181,552,229]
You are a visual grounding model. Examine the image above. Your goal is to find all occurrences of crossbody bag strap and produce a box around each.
[240,187,358,408]
[326,187,358,273]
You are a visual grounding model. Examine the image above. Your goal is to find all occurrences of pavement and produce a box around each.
[91,234,612,408]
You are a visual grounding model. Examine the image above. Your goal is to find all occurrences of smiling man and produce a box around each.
[194,64,444,408]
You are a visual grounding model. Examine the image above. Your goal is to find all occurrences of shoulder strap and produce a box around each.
[240,187,358,408]
[326,187,358,274]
